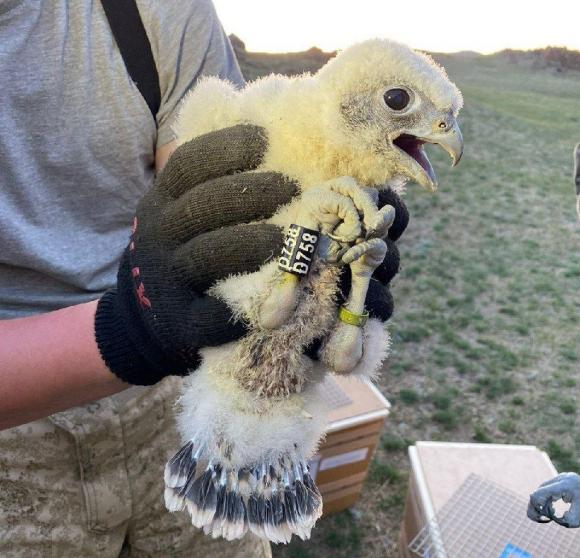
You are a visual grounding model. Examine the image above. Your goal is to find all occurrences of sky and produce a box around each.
[212,0,580,54]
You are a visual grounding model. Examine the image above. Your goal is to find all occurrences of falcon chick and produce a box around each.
[164,38,463,543]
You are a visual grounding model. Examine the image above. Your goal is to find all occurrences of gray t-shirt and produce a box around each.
[0,0,244,319]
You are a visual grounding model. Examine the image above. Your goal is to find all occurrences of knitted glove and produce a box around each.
[95,125,299,385]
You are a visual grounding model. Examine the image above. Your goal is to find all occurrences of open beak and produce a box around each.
[392,119,463,192]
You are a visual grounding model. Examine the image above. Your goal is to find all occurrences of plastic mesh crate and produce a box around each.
[408,474,580,558]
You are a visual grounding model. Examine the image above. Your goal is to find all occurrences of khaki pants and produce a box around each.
[0,377,271,558]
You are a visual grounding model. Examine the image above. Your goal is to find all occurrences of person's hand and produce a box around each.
[528,473,580,528]
[95,125,299,385]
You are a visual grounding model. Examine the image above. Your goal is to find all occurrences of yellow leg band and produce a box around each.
[280,272,300,286]
[338,306,369,327]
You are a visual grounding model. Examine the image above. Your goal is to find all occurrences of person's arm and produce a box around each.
[0,141,179,431]
[155,140,177,172]
[0,3,245,431]
[0,300,126,431]
[0,127,298,431]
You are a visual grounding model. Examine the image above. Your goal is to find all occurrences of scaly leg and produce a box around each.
[322,238,389,374]
[259,177,385,330]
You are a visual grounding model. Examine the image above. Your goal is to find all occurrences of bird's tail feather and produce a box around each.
[164,441,322,543]
[165,359,327,542]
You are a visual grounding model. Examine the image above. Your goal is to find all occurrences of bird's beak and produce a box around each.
[425,119,463,168]
[392,117,463,192]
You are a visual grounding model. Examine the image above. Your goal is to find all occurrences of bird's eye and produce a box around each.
[383,88,410,111]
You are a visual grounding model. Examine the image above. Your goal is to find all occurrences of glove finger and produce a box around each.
[378,188,409,241]
[171,223,284,292]
[162,171,298,243]
[183,292,248,348]
[159,124,268,199]
[366,279,394,321]
[156,290,249,352]
[373,238,400,285]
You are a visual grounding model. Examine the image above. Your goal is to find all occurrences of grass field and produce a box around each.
[237,44,580,558]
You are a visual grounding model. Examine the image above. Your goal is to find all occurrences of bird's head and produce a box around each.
[314,39,464,191]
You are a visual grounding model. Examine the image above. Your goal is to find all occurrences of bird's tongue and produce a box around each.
[393,134,437,184]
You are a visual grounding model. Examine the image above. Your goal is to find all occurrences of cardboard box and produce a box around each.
[399,442,559,557]
[309,375,391,515]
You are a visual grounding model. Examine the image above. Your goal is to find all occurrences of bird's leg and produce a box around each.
[258,271,301,330]
[258,180,379,330]
[321,271,369,374]
[258,178,394,331]
[321,238,388,374]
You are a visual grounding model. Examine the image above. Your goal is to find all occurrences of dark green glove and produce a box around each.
[95,125,298,385]
[95,124,409,384]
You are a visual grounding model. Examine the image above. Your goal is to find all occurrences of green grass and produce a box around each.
[398,388,421,405]
[473,425,492,443]
[431,390,455,410]
[382,433,412,452]
[367,460,401,485]
[560,400,577,415]
[432,409,460,430]
[545,440,580,472]
[386,51,580,454]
